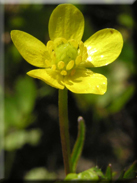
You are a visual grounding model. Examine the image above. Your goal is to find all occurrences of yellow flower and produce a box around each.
[11,4,123,94]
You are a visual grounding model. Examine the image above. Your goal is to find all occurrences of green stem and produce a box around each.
[58,88,71,175]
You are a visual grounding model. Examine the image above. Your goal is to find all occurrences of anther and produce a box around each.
[51,51,56,61]
[75,55,82,65]
[71,69,76,76]
[47,40,54,54]
[82,47,88,61]
[79,41,84,54]
[54,37,67,47]
[45,59,51,67]
[69,39,78,49]
[51,64,56,71]
[58,61,65,69]
[82,52,88,61]
[66,60,74,70]
[60,70,67,76]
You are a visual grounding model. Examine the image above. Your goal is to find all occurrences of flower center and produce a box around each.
[46,38,88,76]
[55,43,78,64]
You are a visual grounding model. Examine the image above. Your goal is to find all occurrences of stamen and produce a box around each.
[58,61,65,69]
[60,70,67,76]
[47,40,54,54]
[82,52,88,61]
[79,41,84,54]
[66,60,74,70]
[84,46,87,52]
[51,51,56,61]
[69,39,78,49]
[45,59,51,66]
[54,37,67,47]
[51,64,56,71]
[75,55,82,65]
[71,69,76,76]
[82,47,88,61]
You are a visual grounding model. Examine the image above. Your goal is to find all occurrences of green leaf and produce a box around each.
[65,168,100,180]
[65,163,137,181]
[107,84,134,113]
[118,13,134,28]
[123,161,137,179]
[78,168,99,180]
[24,167,57,180]
[105,164,112,180]
[64,173,78,180]
[5,76,37,130]
[5,129,42,151]
[92,166,105,179]
[15,76,37,114]
[70,116,86,173]
[118,169,126,180]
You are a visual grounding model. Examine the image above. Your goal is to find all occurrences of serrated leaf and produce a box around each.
[70,116,86,173]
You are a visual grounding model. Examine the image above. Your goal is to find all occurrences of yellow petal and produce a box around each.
[83,28,123,67]
[64,69,107,94]
[27,69,64,89]
[48,4,84,41]
[11,30,50,67]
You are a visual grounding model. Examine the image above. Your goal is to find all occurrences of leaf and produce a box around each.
[123,161,137,179]
[5,129,42,151]
[64,173,78,180]
[70,116,86,173]
[105,164,112,180]
[118,169,126,180]
[24,167,57,180]
[92,166,105,179]
[15,76,37,114]
[65,168,100,180]
[77,168,99,180]
[107,84,134,114]
[65,162,137,181]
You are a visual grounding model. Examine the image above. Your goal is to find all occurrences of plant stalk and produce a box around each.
[58,88,71,175]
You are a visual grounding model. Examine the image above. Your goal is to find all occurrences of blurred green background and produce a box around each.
[3,2,137,180]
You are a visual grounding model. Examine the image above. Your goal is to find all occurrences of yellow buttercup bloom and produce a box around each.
[11,4,123,94]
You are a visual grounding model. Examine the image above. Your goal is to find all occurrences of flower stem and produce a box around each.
[58,88,71,175]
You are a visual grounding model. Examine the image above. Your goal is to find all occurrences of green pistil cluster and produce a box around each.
[46,37,88,76]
